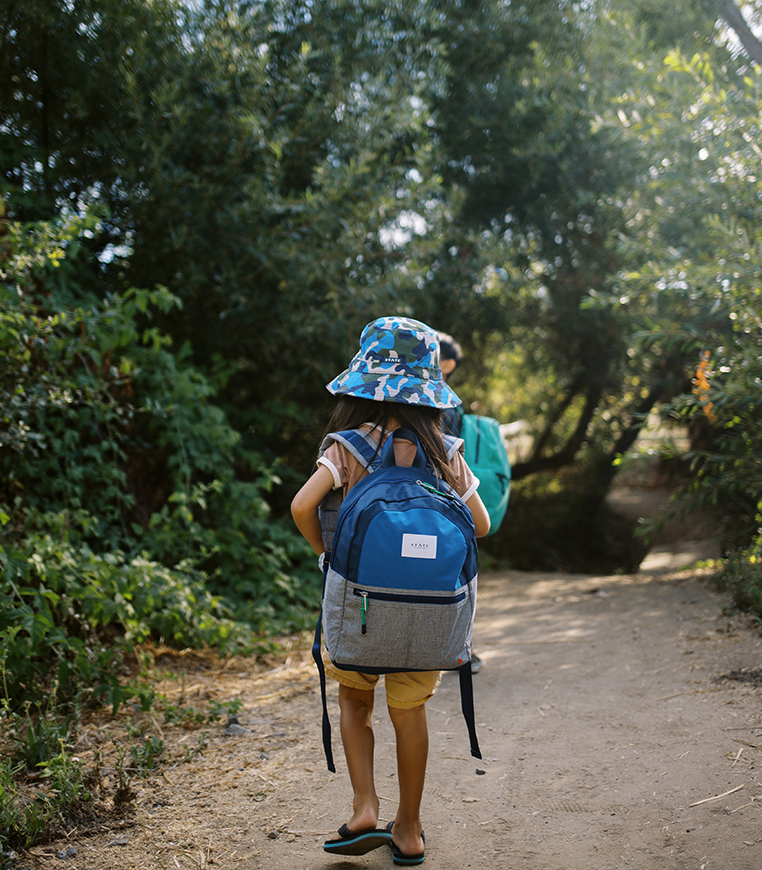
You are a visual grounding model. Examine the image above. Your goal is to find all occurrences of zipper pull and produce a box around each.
[360,591,368,634]
[416,479,457,501]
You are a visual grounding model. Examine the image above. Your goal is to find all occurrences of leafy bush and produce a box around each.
[0,205,318,715]
[712,519,762,629]
[0,511,258,710]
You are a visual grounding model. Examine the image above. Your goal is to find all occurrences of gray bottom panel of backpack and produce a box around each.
[323,582,476,672]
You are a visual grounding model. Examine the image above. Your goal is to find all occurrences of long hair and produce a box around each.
[323,396,456,487]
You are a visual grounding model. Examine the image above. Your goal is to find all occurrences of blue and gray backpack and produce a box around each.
[312,426,482,772]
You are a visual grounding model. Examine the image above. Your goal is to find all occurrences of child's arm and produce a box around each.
[290,465,336,556]
[466,491,491,538]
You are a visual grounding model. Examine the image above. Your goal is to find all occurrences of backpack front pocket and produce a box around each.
[352,586,468,635]
[327,581,476,672]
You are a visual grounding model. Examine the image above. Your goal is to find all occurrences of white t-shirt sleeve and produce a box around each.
[316,456,342,491]
[461,475,480,504]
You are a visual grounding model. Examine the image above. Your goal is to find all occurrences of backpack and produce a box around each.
[459,413,511,536]
[312,427,482,772]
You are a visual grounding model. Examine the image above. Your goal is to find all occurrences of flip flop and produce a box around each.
[385,821,426,865]
[323,823,393,855]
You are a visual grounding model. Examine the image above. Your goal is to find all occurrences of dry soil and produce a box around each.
[26,534,762,870]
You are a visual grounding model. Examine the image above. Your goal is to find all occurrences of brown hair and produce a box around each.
[323,396,456,487]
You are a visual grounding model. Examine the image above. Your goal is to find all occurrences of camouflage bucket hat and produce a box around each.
[326,316,462,409]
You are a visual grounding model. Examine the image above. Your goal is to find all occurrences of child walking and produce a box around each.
[291,316,490,866]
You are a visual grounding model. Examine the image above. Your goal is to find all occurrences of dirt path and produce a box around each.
[29,541,762,870]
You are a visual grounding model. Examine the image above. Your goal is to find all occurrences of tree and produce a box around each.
[718,0,762,64]
[8,0,756,578]
[0,0,182,226]
[602,44,762,538]
[0,0,656,487]
[0,2,449,453]
[421,5,684,486]
[422,0,757,501]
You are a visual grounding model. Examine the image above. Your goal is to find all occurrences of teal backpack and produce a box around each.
[459,414,512,535]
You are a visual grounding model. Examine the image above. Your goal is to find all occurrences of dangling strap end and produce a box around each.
[458,661,482,761]
[312,597,336,772]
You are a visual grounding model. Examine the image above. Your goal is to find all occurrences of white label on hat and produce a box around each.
[401,534,437,559]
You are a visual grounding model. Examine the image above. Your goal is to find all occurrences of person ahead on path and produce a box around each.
[438,331,463,439]
[437,331,484,675]
[291,316,490,865]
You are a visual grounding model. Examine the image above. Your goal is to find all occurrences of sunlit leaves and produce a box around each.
[602,32,762,538]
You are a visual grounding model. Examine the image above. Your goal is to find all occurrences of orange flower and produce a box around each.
[692,350,717,424]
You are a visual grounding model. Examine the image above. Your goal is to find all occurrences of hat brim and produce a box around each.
[326,370,462,409]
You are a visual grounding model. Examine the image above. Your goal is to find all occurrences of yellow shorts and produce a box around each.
[323,653,441,709]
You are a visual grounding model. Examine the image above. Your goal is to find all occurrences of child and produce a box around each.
[291,316,490,866]
[437,330,484,675]
[437,331,463,438]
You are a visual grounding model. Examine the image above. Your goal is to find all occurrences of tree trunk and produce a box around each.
[719,0,762,65]
[511,379,605,480]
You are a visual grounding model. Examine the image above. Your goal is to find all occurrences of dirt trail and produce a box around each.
[30,539,762,870]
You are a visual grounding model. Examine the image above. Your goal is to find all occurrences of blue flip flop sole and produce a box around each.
[390,841,425,865]
[385,821,425,865]
[323,824,393,856]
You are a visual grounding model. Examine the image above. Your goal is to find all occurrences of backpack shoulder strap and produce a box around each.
[321,428,461,467]
[459,663,482,760]
[317,428,384,554]
[318,428,385,473]
[442,433,464,461]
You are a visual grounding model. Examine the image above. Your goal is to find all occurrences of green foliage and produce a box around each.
[0,0,670,522]
[4,0,654,484]
[0,757,50,854]
[422,3,691,493]
[602,45,762,546]
[0,0,182,225]
[37,743,91,812]
[0,514,256,710]
[0,689,91,853]
[483,455,649,573]
[9,706,75,772]
[0,0,454,456]
[714,526,762,628]
[1,202,317,713]
[160,693,243,728]
[129,736,164,778]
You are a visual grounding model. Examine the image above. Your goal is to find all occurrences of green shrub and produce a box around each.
[0,510,261,710]
[9,708,75,772]
[713,523,762,629]
[37,743,91,813]
[0,208,319,718]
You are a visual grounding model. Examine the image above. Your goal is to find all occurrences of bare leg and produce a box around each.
[388,704,428,856]
[338,683,379,832]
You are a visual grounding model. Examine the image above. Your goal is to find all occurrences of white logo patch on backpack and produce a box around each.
[401,533,437,559]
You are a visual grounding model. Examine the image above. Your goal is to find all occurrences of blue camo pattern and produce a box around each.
[326,316,462,409]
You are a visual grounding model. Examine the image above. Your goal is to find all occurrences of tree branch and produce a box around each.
[591,384,664,493]
[529,373,584,461]
[511,379,605,480]
[719,0,762,65]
